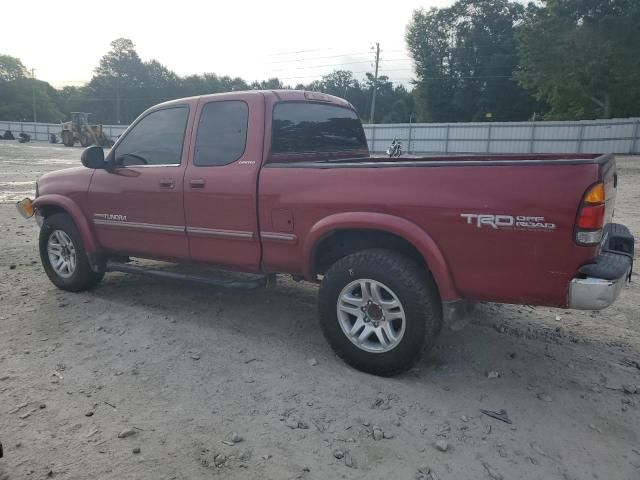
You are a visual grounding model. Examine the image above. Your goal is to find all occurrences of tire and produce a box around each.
[39,213,104,292]
[319,248,442,376]
[79,131,92,147]
[62,131,74,147]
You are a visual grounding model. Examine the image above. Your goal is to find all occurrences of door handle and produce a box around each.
[159,179,175,189]
[189,179,206,188]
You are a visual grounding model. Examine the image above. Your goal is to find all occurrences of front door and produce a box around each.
[88,104,192,261]
[183,93,264,271]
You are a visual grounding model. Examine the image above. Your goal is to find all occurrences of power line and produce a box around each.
[262,51,373,64]
[271,69,414,82]
[391,75,518,82]
[269,59,413,73]
[264,47,340,56]
[273,57,412,67]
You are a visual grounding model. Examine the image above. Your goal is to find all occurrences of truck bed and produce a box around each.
[260,152,616,307]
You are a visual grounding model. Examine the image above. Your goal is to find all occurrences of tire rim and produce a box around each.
[47,230,77,278]
[337,279,406,353]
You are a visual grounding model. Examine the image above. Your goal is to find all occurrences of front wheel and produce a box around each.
[39,213,104,292]
[319,249,442,376]
[79,131,92,147]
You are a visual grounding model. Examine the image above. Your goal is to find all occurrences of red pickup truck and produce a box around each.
[17,90,634,376]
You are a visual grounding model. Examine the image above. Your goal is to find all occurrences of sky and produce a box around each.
[0,0,452,89]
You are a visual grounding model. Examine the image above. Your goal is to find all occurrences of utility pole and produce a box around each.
[115,75,121,124]
[31,68,37,123]
[369,42,380,124]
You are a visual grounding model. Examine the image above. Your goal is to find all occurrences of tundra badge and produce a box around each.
[94,213,128,222]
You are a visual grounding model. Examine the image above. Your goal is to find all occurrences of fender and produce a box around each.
[33,194,98,253]
[303,212,459,301]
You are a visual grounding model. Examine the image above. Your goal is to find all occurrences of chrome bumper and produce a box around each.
[569,222,634,310]
[568,268,630,310]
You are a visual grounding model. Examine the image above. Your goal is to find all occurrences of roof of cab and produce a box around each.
[152,89,353,110]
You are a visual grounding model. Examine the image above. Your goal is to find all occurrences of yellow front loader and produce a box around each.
[61,112,114,147]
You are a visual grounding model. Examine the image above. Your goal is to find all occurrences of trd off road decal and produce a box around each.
[94,213,128,222]
[460,213,556,231]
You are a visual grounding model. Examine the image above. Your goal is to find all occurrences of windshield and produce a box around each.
[271,102,367,154]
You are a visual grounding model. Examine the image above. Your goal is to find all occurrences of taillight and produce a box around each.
[575,182,606,245]
[577,204,605,229]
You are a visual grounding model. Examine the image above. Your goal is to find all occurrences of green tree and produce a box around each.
[0,53,66,122]
[90,38,148,123]
[306,70,368,118]
[180,73,248,97]
[298,70,412,123]
[0,54,28,81]
[1,43,414,125]
[0,79,65,122]
[363,74,414,123]
[517,0,640,119]
[406,0,539,122]
[145,60,180,91]
[251,78,285,90]
[58,86,88,117]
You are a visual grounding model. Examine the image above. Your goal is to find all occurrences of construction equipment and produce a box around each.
[61,112,114,148]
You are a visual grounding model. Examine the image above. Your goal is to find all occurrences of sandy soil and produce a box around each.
[0,142,639,480]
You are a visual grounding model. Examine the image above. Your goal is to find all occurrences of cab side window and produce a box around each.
[115,107,188,166]
[194,101,248,166]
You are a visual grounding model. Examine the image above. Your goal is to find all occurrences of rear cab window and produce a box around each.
[271,102,367,155]
[194,101,249,166]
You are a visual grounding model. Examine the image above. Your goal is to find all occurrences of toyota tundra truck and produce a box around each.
[16,90,634,376]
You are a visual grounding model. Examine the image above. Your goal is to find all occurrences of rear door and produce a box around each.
[88,105,192,260]
[183,93,265,271]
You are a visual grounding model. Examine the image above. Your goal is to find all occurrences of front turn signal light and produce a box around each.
[16,197,34,219]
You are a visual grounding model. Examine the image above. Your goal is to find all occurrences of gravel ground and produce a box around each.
[1,142,639,480]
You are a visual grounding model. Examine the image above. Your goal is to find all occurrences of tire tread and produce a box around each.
[39,213,104,292]
[319,248,441,376]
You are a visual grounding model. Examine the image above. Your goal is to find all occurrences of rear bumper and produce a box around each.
[569,272,630,310]
[569,223,634,310]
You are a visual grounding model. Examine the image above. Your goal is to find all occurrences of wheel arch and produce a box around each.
[303,212,459,301]
[33,194,97,253]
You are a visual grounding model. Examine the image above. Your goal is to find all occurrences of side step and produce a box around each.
[105,260,269,290]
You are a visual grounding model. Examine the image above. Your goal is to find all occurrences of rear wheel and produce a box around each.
[39,213,104,291]
[319,248,442,376]
[62,131,74,147]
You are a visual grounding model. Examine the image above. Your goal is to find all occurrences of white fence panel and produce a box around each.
[0,121,129,144]
[364,118,640,154]
[3,117,640,154]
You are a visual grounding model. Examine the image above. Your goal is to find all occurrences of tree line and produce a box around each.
[1,0,638,125]
[406,0,640,122]
[0,38,413,125]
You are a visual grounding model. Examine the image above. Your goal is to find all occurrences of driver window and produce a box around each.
[115,106,189,166]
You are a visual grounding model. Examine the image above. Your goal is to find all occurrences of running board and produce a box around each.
[105,260,269,290]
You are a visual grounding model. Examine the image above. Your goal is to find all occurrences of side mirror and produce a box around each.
[81,146,105,169]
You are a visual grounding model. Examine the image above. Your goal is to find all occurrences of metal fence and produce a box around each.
[0,121,128,143]
[2,117,639,155]
[363,118,640,155]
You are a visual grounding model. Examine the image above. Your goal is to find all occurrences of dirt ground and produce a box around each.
[0,142,639,480]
